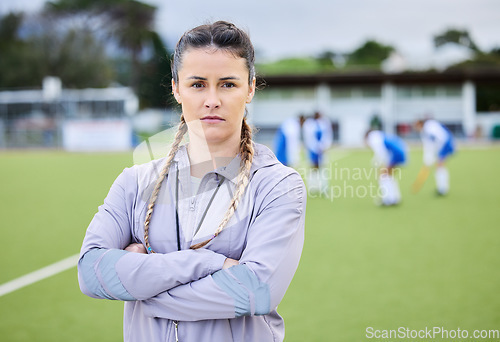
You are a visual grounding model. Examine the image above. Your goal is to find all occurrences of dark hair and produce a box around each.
[172,21,255,85]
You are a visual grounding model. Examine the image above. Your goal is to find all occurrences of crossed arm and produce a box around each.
[78,166,305,320]
[125,243,238,269]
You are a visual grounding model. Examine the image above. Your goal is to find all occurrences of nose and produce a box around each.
[204,88,221,109]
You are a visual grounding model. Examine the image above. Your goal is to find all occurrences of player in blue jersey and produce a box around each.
[303,111,333,195]
[274,115,305,168]
[413,119,455,195]
[365,129,408,206]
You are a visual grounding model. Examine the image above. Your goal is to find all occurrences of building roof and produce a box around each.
[257,67,500,87]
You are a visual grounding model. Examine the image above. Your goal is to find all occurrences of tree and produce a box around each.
[433,28,481,53]
[0,11,23,42]
[316,50,336,69]
[346,40,394,68]
[255,41,396,75]
[39,28,113,88]
[104,0,156,91]
[46,0,157,91]
[137,31,174,109]
[434,29,500,69]
[256,56,336,75]
[0,11,114,89]
[0,12,43,88]
[434,30,500,113]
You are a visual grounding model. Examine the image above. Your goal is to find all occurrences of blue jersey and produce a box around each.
[421,120,455,165]
[384,135,407,166]
[367,130,407,167]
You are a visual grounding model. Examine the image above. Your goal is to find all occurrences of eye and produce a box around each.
[191,82,204,88]
[222,82,236,88]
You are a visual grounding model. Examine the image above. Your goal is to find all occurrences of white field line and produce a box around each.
[0,254,80,297]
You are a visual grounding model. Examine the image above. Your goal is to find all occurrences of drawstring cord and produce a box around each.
[172,171,224,341]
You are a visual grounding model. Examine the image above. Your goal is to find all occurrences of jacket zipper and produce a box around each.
[174,320,179,342]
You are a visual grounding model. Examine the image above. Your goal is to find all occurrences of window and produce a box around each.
[443,85,461,97]
[331,87,352,99]
[360,87,381,98]
[397,85,461,98]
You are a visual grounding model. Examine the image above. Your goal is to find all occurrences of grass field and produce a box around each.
[0,145,499,341]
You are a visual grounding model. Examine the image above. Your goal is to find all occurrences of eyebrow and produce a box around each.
[187,76,240,81]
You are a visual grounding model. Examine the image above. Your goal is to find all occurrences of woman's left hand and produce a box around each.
[125,243,147,254]
[222,258,239,269]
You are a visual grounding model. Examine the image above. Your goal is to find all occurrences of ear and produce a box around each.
[172,79,181,104]
[246,77,256,103]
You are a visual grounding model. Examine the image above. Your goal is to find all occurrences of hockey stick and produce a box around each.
[411,166,430,194]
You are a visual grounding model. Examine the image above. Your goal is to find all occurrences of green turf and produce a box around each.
[280,147,500,341]
[0,151,129,342]
[0,146,499,341]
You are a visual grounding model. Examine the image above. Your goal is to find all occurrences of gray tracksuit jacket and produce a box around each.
[78,143,306,341]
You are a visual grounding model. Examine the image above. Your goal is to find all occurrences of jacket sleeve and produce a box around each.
[141,171,306,321]
[77,167,227,301]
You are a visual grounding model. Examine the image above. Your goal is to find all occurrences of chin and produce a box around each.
[202,129,230,143]
[204,135,228,145]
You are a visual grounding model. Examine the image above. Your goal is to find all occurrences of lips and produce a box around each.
[201,115,225,123]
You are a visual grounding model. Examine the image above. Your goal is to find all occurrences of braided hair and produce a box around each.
[144,21,256,252]
[144,117,188,253]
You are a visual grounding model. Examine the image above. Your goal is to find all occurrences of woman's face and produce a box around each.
[172,48,256,148]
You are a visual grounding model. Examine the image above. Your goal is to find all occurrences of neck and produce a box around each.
[187,134,240,178]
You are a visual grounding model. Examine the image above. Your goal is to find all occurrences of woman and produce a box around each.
[78,21,306,341]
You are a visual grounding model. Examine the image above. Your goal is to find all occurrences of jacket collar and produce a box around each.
[172,143,279,185]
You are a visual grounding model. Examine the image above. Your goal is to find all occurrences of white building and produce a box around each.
[251,69,500,146]
[0,77,138,150]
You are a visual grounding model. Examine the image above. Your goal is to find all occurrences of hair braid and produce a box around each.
[144,117,187,253]
[190,118,254,249]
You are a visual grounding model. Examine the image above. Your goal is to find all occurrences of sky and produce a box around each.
[2,0,500,64]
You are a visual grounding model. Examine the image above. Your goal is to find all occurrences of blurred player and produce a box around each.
[365,129,408,206]
[303,111,333,195]
[413,119,455,195]
[274,114,305,167]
